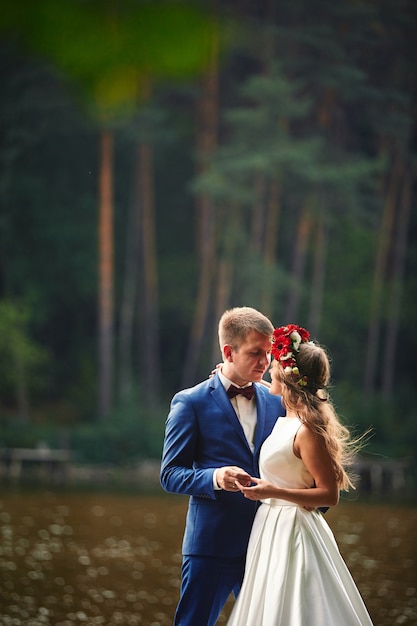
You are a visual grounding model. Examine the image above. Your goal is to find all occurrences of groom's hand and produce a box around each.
[216,466,252,491]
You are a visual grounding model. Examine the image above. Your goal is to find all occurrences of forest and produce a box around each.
[0,0,416,469]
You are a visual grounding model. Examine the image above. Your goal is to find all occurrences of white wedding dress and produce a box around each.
[227,417,373,626]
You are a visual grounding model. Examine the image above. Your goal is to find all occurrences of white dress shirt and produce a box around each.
[219,370,257,451]
[213,370,258,490]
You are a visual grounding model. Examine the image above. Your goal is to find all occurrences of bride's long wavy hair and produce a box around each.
[272,341,364,491]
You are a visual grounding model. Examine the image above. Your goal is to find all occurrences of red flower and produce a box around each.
[271,324,310,362]
[271,330,292,360]
[285,324,309,342]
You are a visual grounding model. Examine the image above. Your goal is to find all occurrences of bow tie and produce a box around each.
[227,384,255,401]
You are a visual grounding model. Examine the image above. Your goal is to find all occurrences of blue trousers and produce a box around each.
[174,554,245,626]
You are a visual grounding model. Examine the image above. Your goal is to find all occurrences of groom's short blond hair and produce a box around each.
[218,307,274,351]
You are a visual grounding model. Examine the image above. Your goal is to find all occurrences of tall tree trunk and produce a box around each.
[261,177,282,318]
[308,206,327,337]
[382,164,413,397]
[182,24,218,387]
[210,257,232,365]
[285,206,311,322]
[98,129,114,420]
[364,153,402,397]
[210,201,241,363]
[16,354,29,423]
[138,140,160,404]
[258,0,279,320]
[250,172,266,254]
[118,152,141,403]
[264,179,281,266]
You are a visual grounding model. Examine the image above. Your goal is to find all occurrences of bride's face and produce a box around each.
[269,363,284,396]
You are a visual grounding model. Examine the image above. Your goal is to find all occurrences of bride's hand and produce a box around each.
[235,477,274,500]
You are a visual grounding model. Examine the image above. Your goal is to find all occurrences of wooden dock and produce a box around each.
[0,445,72,483]
[0,447,413,494]
[353,455,412,495]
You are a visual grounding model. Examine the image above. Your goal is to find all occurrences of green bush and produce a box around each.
[0,392,168,465]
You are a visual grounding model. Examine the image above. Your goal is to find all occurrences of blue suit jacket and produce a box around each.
[160,373,285,558]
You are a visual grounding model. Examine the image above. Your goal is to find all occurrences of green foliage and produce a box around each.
[332,380,417,463]
[76,388,167,463]
[0,1,415,465]
[0,0,225,121]
[70,415,165,465]
[0,387,167,464]
[0,300,49,406]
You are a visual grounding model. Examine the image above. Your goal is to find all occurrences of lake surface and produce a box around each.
[0,489,416,625]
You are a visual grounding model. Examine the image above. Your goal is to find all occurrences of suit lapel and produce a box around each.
[211,375,251,449]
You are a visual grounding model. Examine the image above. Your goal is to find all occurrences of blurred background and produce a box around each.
[0,0,416,474]
[0,1,416,625]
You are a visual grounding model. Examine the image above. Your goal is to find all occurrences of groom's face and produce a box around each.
[224,330,271,387]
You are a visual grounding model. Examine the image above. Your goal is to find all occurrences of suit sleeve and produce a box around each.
[160,391,217,499]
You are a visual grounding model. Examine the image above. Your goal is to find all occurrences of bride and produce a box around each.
[227,324,373,626]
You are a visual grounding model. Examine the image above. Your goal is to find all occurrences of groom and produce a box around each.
[160,306,285,626]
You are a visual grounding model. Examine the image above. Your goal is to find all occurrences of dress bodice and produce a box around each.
[260,417,314,505]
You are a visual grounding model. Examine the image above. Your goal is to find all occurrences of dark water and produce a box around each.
[0,489,416,625]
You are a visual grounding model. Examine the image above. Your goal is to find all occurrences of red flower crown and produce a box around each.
[271,324,310,386]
